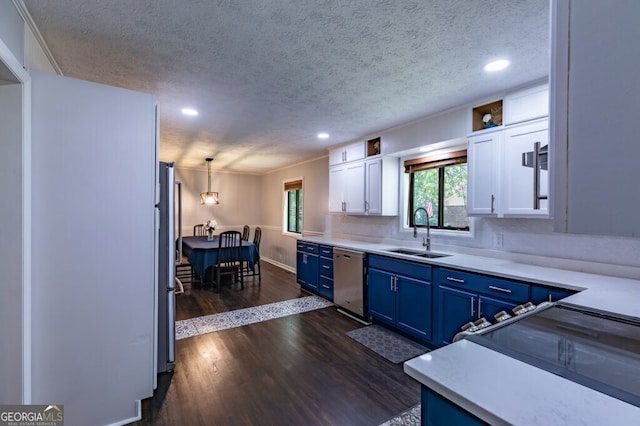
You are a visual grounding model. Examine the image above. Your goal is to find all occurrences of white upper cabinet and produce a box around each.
[329,161,365,213]
[503,84,549,126]
[502,119,549,217]
[328,154,399,216]
[467,83,550,218]
[467,130,502,216]
[328,141,365,165]
[365,156,399,215]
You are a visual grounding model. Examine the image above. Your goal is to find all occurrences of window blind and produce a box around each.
[284,179,303,191]
[404,149,467,173]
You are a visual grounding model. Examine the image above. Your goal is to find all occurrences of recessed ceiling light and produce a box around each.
[484,59,510,72]
[419,145,435,152]
[181,108,199,116]
[317,132,330,139]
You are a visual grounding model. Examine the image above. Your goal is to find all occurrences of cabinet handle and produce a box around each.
[470,297,475,317]
[557,339,564,362]
[488,285,512,294]
[322,284,330,289]
[322,265,330,269]
[365,200,369,212]
[447,277,465,283]
[567,342,575,367]
[390,276,394,292]
[342,201,346,212]
[478,298,482,318]
[491,194,495,213]
[531,141,549,210]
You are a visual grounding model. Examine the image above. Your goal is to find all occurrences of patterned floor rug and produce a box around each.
[176,295,334,340]
[346,324,429,364]
[379,404,421,426]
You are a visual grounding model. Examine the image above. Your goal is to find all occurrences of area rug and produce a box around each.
[346,325,429,364]
[175,295,334,340]
[379,404,421,426]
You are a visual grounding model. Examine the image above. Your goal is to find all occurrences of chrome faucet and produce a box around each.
[413,207,431,252]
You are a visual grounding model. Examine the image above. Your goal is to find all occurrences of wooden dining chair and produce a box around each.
[244,226,261,282]
[185,223,206,284]
[213,230,243,292]
[242,224,250,241]
[193,223,205,236]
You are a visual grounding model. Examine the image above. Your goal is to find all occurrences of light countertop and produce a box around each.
[299,236,640,424]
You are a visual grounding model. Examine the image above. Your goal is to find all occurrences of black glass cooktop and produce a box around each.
[466,303,640,407]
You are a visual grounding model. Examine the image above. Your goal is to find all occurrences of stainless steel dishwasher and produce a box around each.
[333,247,366,319]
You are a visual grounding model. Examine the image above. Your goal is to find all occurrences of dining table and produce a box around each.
[181,235,259,280]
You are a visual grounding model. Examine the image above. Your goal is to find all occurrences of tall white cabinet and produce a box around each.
[551,0,640,237]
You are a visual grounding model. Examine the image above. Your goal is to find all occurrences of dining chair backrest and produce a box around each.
[217,230,242,265]
[242,225,250,241]
[252,226,262,251]
[194,224,205,236]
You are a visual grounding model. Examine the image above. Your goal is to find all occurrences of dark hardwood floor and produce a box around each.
[137,262,420,425]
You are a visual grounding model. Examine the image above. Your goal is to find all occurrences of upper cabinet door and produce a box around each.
[502,119,549,217]
[328,141,365,165]
[467,131,501,216]
[503,84,549,126]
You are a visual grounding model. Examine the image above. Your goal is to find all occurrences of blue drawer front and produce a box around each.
[319,245,334,258]
[318,275,334,300]
[297,241,318,254]
[436,268,530,303]
[368,255,432,282]
[319,256,334,278]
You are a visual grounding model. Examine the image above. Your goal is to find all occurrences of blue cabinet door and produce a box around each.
[438,285,475,345]
[396,275,432,340]
[368,268,395,324]
[296,251,319,291]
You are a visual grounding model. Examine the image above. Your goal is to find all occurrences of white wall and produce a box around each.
[175,167,261,236]
[259,157,328,270]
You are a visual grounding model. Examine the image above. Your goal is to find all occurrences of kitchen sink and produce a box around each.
[413,252,450,258]
[386,248,425,255]
[384,248,450,258]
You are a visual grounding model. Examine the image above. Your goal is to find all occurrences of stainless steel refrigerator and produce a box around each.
[156,161,178,374]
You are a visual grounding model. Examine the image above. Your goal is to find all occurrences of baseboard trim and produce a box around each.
[261,257,296,274]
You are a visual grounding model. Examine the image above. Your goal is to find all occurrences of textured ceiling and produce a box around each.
[21,0,549,173]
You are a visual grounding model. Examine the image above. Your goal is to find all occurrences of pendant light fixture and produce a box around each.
[200,157,219,205]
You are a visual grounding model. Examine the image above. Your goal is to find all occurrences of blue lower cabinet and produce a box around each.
[368,268,396,323]
[435,267,531,345]
[531,285,576,304]
[318,246,334,301]
[437,285,476,346]
[396,275,432,340]
[422,387,488,426]
[296,248,318,292]
[368,266,432,342]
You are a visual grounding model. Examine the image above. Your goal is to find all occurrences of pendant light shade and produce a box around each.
[200,158,219,205]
